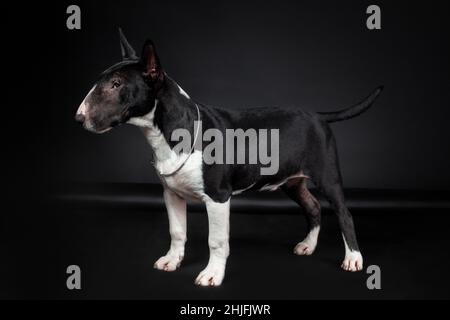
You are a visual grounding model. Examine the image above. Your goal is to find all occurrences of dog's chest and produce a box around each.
[142,127,205,200]
[158,151,204,199]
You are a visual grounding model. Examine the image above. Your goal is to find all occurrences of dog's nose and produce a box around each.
[75,113,85,124]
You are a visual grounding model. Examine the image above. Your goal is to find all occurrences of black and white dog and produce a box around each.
[75,29,382,286]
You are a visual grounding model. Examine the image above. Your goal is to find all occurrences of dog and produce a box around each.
[75,29,383,286]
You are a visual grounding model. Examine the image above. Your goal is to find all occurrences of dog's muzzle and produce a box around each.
[75,113,85,124]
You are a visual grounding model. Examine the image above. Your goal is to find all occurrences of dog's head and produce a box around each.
[75,29,164,133]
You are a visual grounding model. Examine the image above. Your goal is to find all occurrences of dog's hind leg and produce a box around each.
[319,182,363,271]
[282,178,321,255]
[310,136,363,271]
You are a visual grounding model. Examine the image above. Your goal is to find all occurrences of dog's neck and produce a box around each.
[127,75,198,161]
[128,75,196,129]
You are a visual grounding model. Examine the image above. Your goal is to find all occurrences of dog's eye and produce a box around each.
[112,80,121,88]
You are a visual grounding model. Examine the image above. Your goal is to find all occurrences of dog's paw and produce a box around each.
[341,251,363,272]
[154,254,183,272]
[294,241,315,255]
[294,227,319,256]
[195,264,225,287]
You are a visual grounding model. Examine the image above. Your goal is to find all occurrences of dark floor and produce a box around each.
[2,185,450,299]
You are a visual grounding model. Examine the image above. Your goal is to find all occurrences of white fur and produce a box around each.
[76,85,96,116]
[154,188,187,271]
[294,226,320,255]
[195,197,230,287]
[76,85,98,131]
[128,103,230,286]
[129,102,232,286]
[128,101,205,200]
[341,234,363,271]
[161,150,205,200]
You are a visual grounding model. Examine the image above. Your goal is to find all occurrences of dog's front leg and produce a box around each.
[195,198,230,287]
[154,188,187,272]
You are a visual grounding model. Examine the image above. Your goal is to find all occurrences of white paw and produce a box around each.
[341,251,363,272]
[154,254,183,272]
[294,241,315,255]
[294,226,319,256]
[195,264,225,287]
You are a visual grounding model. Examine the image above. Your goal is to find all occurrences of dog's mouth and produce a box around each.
[83,122,112,134]
[110,119,121,128]
[108,111,130,129]
[80,109,130,134]
[88,119,126,134]
[93,127,113,134]
[81,118,114,134]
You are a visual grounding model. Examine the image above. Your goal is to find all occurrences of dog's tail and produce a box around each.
[317,86,384,123]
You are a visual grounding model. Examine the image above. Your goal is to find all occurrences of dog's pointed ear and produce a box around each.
[141,40,163,81]
[118,28,138,60]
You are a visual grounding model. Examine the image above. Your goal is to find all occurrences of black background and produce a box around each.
[2,0,450,300]
[7,0,450,189]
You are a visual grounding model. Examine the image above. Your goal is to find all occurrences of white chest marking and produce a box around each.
[159,150,204,200]
[128,102,204,200]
